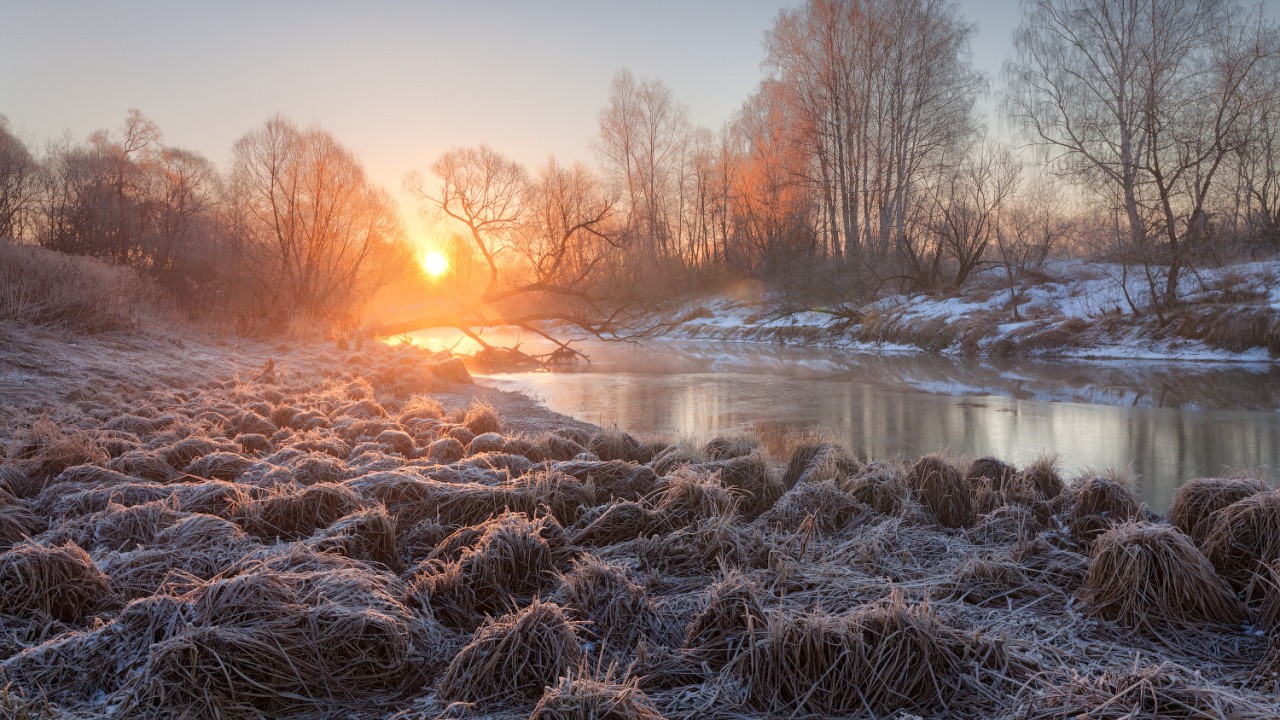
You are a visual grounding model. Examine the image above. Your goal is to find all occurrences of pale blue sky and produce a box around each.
[0,0,1189,232]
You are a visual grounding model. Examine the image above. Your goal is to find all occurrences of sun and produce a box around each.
[420,250,449,279]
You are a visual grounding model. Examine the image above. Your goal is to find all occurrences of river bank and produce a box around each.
[664,258,1280,363]
[1,324,1278,718]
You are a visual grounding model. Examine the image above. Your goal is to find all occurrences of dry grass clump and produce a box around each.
[354,476,509,529]
[1012,536,1090,592]
[841,460,909,516]
[762,478,867,533]
[410,513,572,629]
[1062,473,1144,547]
[501,470,596,525]
[59,499,184,552]
[462,400,502,435]
[530,674,666,720]
[0,503,46,552]
[693,453,781,515]
[182,450,252,481]
[965,456,1018,492]
[49,462,135,488]
[1020,454,1065,501]
[467,431,507,455]
[1082,522,1246,632]
[1015,662,1275,719]
[102,513,256,599]
[539,433,589,462]
[1255,636,1280,687]
[425,437,465,464]
[1170,476,1269,547]
[649,443,703,476]
[107,449,176,482]
[0,683,57,719]
[374,428,416,457]
[161,435,237,470]
[226,410,277,438]
[588,429,645,463]
[1201,489,1280,594]
[458,450,535,478]
[734,596,986,717]
[398,396,444,425]
[1255,560,1280,633]
[4,418,108,494]
[647,469,739,531]
[571,501,654,546]
[684,571,767,666]
[554,555,658,650]
[0,541,115,622]
[969,504,1043,545]
[306,505,397,568]
[907,454,974,528]
[31,478,172,520]
[109,561,443,717]
[637,515,776,574]
[170,479,254,517]
[334,397,387,420]
[781,442,859,490]
[233,482,362,541]
[436,600,584,707]
[943,557,1037,605]
[703,435,759,461]
[0,466,21,497]
[446,425,476,446]
[556,460,658,502]
[280,450,348,485]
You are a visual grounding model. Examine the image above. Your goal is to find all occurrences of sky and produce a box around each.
[1,0,1040,238]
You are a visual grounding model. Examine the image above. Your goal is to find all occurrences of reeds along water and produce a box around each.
[0,340,1278,718]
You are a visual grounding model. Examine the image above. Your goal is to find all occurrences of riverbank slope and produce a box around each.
[668,258,1280,362]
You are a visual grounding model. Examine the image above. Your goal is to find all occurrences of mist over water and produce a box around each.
[411,332,1280,512]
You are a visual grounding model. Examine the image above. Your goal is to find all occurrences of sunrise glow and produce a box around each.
[420,250,449,278]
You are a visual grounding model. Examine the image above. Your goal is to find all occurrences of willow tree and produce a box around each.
[229,115,404,323]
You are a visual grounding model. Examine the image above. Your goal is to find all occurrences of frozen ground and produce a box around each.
[0,322,592,440]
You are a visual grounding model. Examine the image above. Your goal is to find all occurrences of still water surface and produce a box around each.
[410,331,1280,512]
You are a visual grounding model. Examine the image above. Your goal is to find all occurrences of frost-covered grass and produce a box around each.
[667,259,1280,363]
[2,330,1278,718]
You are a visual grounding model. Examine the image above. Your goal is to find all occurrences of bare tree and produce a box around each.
[597,69,692,262]
[399,147,647,358]
[765,0,983,269]
[1007,0,1280,317]
[406,145,526,302]
[995,175,1071,319]
[904,140,1022,293]
[229,115,405,322]
[0,116,38,240]
[729,80,816,275]
[1228,46,1280,249]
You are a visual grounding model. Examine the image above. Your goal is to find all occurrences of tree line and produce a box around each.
[0,111,411,331]
[2,0,1279,337]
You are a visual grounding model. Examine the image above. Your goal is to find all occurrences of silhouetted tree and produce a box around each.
[0,116,37,240]
[229,115,405,322]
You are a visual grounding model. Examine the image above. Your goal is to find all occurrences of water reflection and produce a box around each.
[405,332,1280,511]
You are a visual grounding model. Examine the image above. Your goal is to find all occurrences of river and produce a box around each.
[406,330,1280,512]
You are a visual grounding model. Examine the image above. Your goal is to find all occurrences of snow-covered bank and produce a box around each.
[665,259,1280,363]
